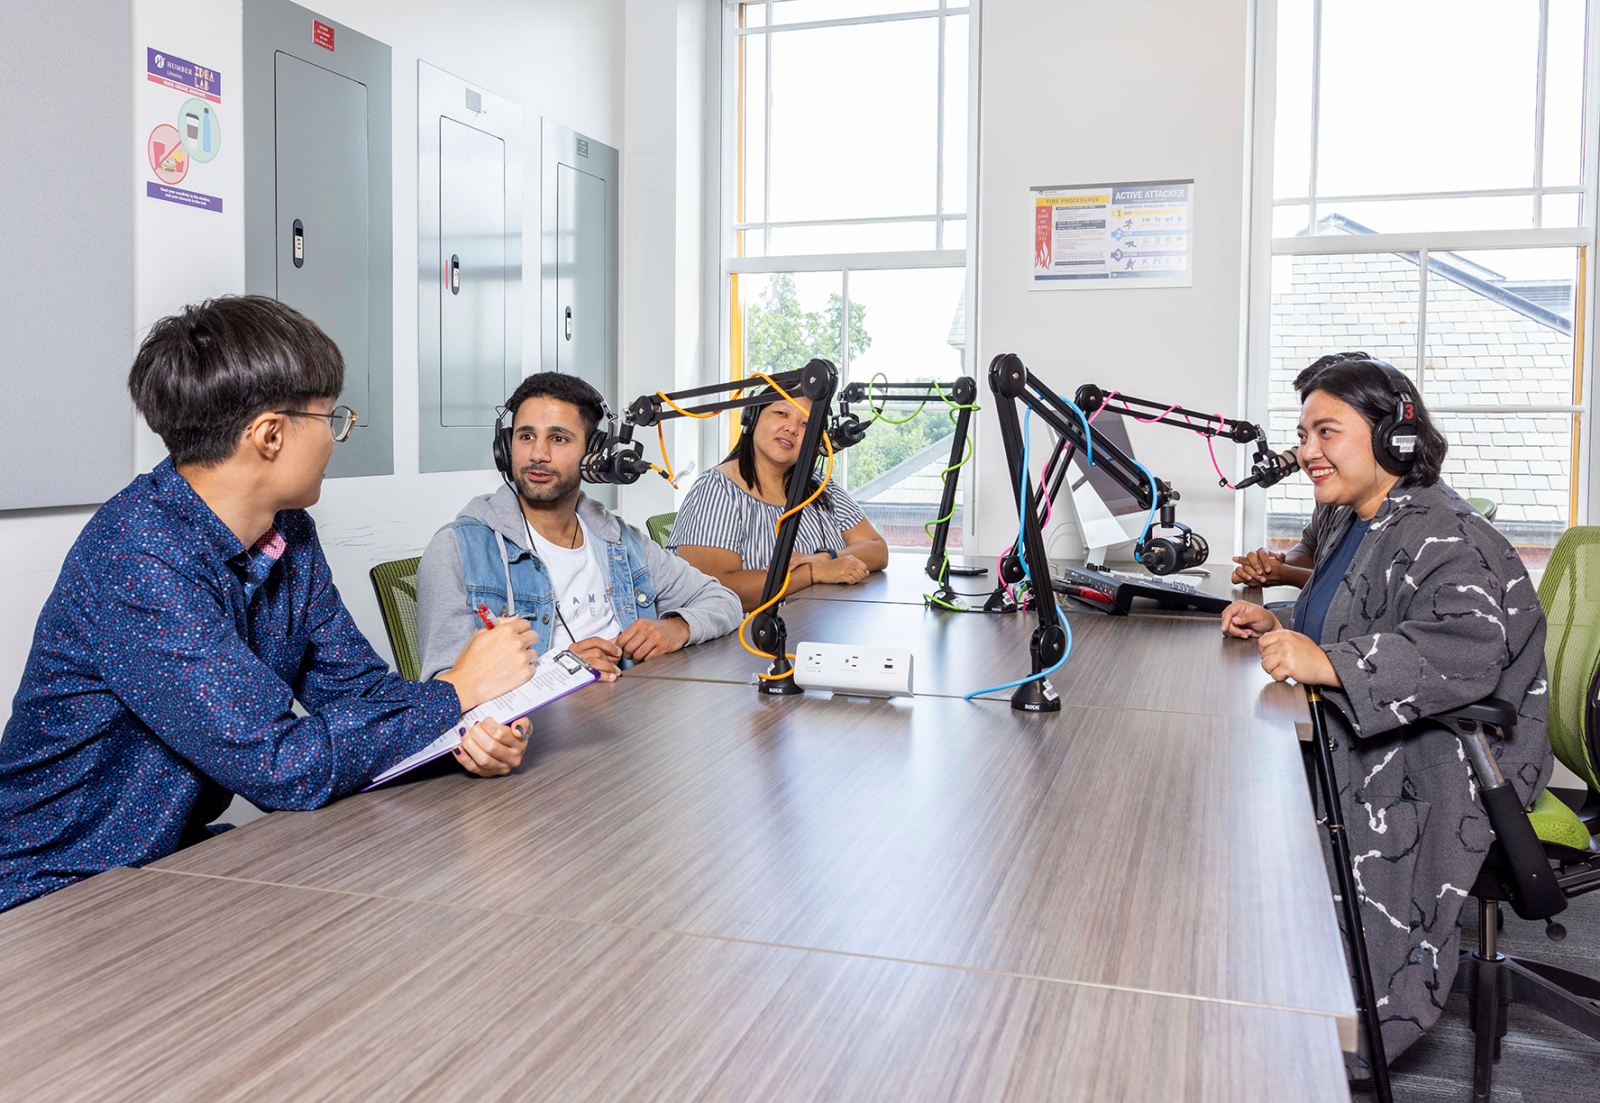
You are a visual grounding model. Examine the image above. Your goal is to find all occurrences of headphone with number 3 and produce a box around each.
[1361,359,1420,476]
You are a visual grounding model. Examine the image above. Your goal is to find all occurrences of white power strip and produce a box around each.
[793,641,914,699]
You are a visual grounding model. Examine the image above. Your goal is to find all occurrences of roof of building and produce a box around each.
[1312,213,1573,335]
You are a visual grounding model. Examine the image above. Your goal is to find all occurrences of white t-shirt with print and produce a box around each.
[525,518,620,648]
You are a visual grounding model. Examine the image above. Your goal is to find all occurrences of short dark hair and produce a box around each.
[504,372,606,439]
[129,295,344,467]
[1293,352,1448,487]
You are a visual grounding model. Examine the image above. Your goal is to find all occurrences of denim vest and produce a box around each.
[449,516,659,656]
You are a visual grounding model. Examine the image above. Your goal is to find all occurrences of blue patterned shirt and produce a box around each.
[0,458,461,911]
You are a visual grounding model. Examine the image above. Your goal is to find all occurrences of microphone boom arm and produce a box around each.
[829,376,979,609]
[614,360,840,695]
[1070,383,1296,490]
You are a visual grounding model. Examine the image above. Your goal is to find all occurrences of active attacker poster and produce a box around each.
[1031,179,1193,289]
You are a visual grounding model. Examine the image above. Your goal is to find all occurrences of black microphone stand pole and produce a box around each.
[1304,684,1395,1103]
[987,354,1070,712]
[748,361,837,693]
[619,359,839,695]
[828,376,979,610]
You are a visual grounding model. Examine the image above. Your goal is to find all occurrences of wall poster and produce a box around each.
[1031,179,1193,289]
[142,47,225,212]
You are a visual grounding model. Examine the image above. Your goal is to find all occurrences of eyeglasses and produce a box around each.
[277,405,359,442]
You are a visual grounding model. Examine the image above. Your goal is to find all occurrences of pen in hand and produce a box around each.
[476,603,498,630]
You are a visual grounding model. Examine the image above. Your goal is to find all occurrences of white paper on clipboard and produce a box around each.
[364,651,598,789]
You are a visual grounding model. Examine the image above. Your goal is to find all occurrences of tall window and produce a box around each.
[725,1,971,547]
[1258,0,1594,566]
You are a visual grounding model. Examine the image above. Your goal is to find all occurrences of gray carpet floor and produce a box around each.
[1351,889,1600,1103]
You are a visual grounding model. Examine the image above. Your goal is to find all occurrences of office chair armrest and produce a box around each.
[1426,696,1569,920]
[1431,697,1520,731]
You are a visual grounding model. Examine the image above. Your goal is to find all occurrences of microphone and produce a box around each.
[1235,448,1299,490]
[828,412,868,451]
[580,436,651,485]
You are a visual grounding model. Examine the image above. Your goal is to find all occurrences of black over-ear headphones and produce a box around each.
[1362,360,1420,475]
[494,377,616,488]
[493,405,516,487]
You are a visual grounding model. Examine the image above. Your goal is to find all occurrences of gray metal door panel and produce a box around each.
[417,60,522,473]
[556,164,607,398]
[439,117,506,427]
[541,120,617,506]
[246,0,392,478]
[273,52,370,420]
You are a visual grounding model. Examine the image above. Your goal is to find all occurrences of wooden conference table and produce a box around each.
[0,558,1351,1102]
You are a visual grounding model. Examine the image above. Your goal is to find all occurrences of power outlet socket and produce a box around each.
[793,641,914,699]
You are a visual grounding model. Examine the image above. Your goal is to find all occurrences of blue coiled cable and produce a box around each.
[964,406,1072,701]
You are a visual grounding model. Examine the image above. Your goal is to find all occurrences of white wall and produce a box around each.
[0,0,678,723]
[972,0,1255,564]
[616,0,709,525]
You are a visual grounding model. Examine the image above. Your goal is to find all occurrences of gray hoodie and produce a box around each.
[415,485,742,680]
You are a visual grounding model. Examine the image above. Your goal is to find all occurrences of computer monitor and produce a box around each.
[1062,414,1148,565]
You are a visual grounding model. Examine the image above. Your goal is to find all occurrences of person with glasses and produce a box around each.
[0,296,537,912]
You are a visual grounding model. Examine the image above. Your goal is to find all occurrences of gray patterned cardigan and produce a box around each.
[1293,479,1552,1072]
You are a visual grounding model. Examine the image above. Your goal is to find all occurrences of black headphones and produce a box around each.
[494,378,615,488]
[1362,359,1420,475]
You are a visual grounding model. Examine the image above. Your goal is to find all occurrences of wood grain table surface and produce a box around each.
[628,593,1310,727]
[0,564,1353,1101]
[151,676,1354,1044]
[794,553,1006,606]
[796,555,1300,612]
[0,868,1349,1103]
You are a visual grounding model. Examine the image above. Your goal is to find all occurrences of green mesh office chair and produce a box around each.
[1438,526,1600,1099]
[646,512,676,549]
[369,556,423,682]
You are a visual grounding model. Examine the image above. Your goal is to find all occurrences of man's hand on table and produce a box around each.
[568,636,623,681]
[617,616,691,662]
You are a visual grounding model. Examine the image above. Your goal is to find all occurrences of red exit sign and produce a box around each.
[313,19,334,50]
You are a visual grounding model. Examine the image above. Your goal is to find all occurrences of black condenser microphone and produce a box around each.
[1236,448,1299,490]
[828,411,868,451]
[580,436,651,485]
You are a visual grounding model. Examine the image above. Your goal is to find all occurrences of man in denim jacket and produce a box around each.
[416,373,741,682]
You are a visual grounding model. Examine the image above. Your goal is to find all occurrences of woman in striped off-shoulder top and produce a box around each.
[669,385,888,610]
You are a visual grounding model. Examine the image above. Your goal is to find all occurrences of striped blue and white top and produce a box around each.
[669,467,869,570]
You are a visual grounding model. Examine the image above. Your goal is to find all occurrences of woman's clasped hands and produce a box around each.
[1220,600,1341,687]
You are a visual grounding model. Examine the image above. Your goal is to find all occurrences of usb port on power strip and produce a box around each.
[793,641,914,698]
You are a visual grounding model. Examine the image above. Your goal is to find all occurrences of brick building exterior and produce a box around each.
[1268,218,1575,555]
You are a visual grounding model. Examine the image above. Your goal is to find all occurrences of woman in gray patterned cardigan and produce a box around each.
[1220,353,1553,1078]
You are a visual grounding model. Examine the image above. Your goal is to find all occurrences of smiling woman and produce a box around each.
[1220,352,1554,1076]
[669,384,889,610]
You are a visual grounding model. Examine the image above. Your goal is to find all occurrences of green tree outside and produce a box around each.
[844,397,958,491]
[743,273,870,374]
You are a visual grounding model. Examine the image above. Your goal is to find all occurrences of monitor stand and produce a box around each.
[1070,487,1141,572]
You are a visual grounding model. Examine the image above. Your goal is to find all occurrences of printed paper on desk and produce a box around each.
[363,651,598,789]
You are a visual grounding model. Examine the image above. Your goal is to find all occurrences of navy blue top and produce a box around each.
[1295,517,1371,642]
[0,459,461,912]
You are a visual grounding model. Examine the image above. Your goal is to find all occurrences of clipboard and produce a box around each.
[364,650,599,789]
